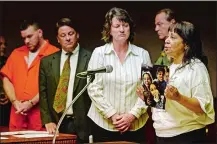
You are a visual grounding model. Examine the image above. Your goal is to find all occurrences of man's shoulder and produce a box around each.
[13,45,27,52]
[45,43,60,54]
[8,46,28,57]
[41,51,60,62]
[47,43,59,49]
[79,47,92,56]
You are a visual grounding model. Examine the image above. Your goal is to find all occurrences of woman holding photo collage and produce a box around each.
[137,21,215,144]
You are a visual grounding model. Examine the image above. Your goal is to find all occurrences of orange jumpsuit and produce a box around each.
[1,41,59,130]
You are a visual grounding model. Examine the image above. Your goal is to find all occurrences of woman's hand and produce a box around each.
[113,113,135,133]
[136,85,145,101]
[165,85,204,113]
[165,85,181,101]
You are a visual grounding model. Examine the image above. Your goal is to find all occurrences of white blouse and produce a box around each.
[153,59,215,137]
[87,43,152,131]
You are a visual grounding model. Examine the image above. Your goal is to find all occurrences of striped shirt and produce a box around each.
[87,43,152,131]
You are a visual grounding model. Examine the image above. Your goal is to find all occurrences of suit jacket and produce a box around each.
[39,48,92,141]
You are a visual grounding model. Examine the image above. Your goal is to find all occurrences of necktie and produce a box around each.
[53,52,72,113]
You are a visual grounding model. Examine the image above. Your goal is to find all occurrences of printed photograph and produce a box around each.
[141,64,169,109]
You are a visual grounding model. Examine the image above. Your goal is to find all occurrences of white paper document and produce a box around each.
[0,137,9,139]
[1,130,49,136]
[1,130,59,138]
[1,131,49,136]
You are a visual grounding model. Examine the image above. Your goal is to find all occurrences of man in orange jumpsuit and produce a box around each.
[0,20,59,130]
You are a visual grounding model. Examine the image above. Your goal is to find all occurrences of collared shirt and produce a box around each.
[1,40,59,100]
[155,51,170,66]
[60,44,79,115]
[87,42,152,131]
[27,41,48,68]
[155,45,171,66]
[153,59,215,137]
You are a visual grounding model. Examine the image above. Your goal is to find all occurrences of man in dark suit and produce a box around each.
[39,18,92,143]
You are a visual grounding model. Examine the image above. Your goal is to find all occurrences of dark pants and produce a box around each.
[0,102,11,126]
[90,119,146,144]
[156,127,206,144]
[59,116,87,144]
[0,91,11,126]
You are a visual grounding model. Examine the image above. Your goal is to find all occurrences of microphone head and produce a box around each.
[105,65,113,73]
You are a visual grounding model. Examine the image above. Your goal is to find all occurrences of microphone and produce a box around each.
[52,75,96,143]
[77,65,113,77]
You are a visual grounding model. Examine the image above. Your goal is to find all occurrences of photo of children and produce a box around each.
[142,72,152,90]
[164,67,170,84]
[141,64,168,109]
[141,72,156,107]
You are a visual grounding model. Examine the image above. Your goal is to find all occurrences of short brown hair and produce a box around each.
[156,8,176,22]
[56,18,78,35]
[20,19,40,31]
[101,7,135,43]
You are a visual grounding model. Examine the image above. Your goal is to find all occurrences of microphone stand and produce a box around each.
[52,74,95,144]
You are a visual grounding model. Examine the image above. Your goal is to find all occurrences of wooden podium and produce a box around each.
[0,126,77,144]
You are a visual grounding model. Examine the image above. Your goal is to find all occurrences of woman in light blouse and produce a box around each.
[137,21,215,144]
[87,7,152,143]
